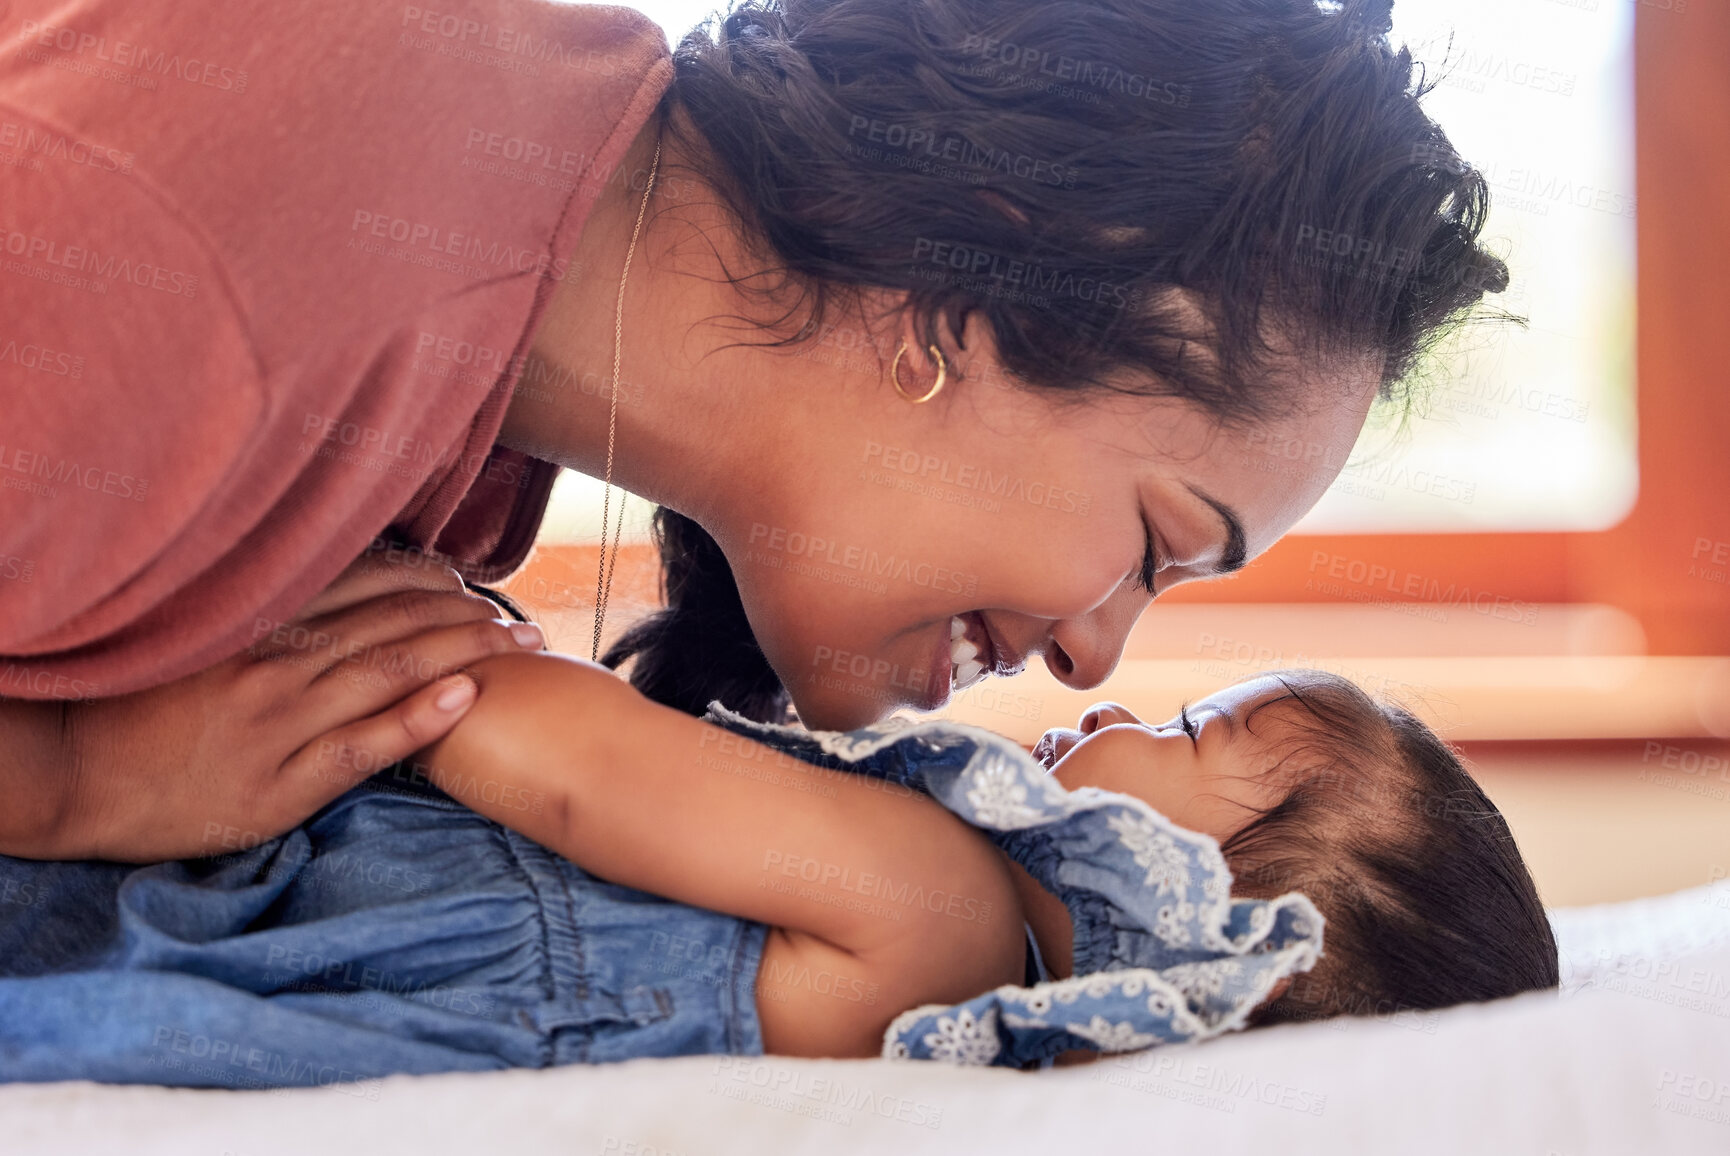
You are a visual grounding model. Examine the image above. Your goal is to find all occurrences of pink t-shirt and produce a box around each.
[0,0,674,699]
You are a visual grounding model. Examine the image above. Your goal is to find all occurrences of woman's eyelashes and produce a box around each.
[1178,704,1199,743]
[1135,518,1162,596]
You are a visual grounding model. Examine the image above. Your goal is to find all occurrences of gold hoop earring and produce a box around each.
[891,341,948,404]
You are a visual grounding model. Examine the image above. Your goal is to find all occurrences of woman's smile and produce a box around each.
[933,611,1031,706]
[920,611,992,708]
[947,613,989,692]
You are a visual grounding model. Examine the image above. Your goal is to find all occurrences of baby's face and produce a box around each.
[1032,676,1305,844]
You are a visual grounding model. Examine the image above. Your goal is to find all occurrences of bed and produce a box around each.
[6,881,1728,1156]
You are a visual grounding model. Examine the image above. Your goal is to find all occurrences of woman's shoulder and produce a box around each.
[0,0,674,689]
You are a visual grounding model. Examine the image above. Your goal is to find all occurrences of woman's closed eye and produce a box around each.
[1134,519,1163,596]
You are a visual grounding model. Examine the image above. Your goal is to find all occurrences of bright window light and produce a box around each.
[1300,0,1638,532]
[543,0,1638,541]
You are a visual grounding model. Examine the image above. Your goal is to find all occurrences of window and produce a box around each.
[544,0,1639,540]
[1300,0,1638,533]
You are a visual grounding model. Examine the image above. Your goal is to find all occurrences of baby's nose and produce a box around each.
[1079,701,1142,734]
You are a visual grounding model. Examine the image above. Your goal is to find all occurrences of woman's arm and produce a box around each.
[419,651,1027,1056]
[0,557,542,862]
[0,698,79,857]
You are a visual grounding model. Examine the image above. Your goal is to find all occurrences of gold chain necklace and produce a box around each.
[592,139,662,662]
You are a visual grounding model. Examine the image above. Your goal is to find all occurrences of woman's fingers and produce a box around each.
[52,614,531,863]
[291,549,467,621]
[299,614,542,727]
[212,549,546,832]
[275,675,482,811]
[252,587,514,676]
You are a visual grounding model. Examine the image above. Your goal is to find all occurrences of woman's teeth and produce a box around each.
[950,615,986,690]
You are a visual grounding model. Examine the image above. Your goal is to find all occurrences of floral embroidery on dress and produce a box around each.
[1154,902,1194,948]
[923,1007,1002,1066]
[964,756,1043,829]
[1106,812,1192,896]
[1080,973,1121,999]
[700,705,1324,1070]
[1002,1011,1050,1030]
[1163,963,1229,1008]
[1065,1016,1159,1052]
[808,718,917,761]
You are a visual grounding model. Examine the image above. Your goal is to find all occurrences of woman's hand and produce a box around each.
[0,551,545,863]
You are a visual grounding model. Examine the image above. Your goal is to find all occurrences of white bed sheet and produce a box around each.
[6,882,1729,1156]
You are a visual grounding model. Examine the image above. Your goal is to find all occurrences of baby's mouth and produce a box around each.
[948,614,989,691]
[1033,728,1082,770]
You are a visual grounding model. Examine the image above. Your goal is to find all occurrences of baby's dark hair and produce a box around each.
[1218,670,1558,1025]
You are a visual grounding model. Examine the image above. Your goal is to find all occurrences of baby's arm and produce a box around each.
[417,651,1026,1057]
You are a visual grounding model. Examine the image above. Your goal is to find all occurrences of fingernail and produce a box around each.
[434,677,477,712]
[510,622,545,649]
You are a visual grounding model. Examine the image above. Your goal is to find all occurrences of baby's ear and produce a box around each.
[1241,974,1297,1030]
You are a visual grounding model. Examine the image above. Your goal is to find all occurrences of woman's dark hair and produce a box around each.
[602,512,791,721]
[607,0,1513,720]
[1220,670,1559,1024]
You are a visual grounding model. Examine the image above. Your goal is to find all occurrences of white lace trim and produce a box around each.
[1065,1016,1159,1052]
[713,702,1326,961]
[926,1006,1002,1065]
[705,705,1325,1063]
[880,933,1322,1062]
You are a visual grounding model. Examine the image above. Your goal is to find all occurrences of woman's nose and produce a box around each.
[1079,702,1142,734]
[1042,586,1144,692]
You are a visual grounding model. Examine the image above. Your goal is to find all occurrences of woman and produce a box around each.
[0,0,1507,861]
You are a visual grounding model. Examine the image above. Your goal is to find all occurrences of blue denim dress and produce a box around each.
[0,772,766,1089]
[0,712,1320,1086]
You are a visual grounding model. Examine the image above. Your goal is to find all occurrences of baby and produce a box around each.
[0,656,1557,1085]
[1028,669,1562,1030]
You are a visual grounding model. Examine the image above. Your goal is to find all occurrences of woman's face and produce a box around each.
[1031,676,1306,842]
[721,315,1379,731]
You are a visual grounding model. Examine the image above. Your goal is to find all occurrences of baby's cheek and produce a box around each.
[1057,730,1192,818]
